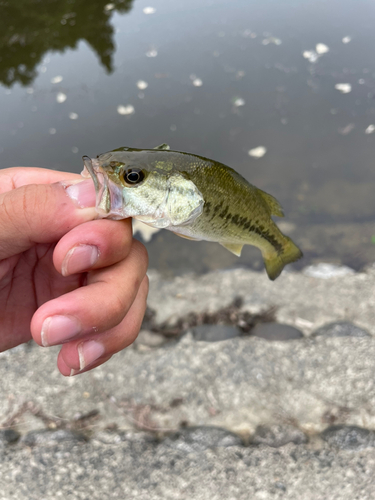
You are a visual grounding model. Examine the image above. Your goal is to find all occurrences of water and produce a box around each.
[1,0,375,275]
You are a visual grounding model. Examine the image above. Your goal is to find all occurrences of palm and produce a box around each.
[1,243,81,351]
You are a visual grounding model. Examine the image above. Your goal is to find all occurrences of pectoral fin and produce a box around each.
[173,232,200,241]
[221,243,244,256]
[154,143,170,150]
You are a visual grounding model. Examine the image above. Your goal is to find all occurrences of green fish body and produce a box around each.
[82,144,302,280]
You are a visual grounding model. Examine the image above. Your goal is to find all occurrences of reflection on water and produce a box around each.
[0,0,374,275]
[0,0,133,86]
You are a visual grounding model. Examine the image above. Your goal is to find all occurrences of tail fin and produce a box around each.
[262,237,303,280]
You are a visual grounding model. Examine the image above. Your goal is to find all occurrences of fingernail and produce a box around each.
[41,315,81,347]
[64,179,96,208]
[77,340,106,371]
[62,245,99,276]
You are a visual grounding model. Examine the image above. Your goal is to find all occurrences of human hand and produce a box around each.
[0,167,148,376]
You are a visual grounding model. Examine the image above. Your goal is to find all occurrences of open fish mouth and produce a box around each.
[81,155,125,219]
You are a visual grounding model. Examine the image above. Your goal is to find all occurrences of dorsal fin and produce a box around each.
[154,143,170,150]
[258,189,284,217]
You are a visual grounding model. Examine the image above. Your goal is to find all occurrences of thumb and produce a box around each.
[0,179,97,260]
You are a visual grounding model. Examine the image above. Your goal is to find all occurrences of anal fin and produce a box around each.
[221,242,243,257]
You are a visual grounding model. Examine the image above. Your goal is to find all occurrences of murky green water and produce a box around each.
[1,0,375,275]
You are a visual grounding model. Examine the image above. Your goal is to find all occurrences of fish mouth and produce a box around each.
[81,155,125,219]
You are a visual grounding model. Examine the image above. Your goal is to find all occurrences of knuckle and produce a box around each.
[22,184,48,230]
[2,184,52,235]
[0,185,40,239]
[142,274,150,295]
[1,191,18,228]
[126,325,142,347]
[110,291,128,318]
[131,239,149,270]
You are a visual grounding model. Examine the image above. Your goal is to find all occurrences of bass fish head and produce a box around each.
[82,148,204,228]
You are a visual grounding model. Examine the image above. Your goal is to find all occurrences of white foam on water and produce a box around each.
[303,51,318,63]
[248,146,267,158]
[335,83,352,94]
[316,43,329,54]
[117,105,135,115]
[146,49,158,57]
[143,7,156,14]
[56,92,67,103]
[233,97,245,107]
[137,80,148,90]
[51,76,63,84]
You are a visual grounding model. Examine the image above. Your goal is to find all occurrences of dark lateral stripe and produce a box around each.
[210,201,224,220]
[219,205,229,218]
[230,212,283,254]
[253,226,283,254]
[210,203,284,255]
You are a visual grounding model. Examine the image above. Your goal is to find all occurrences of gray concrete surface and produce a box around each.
[1,265,375,498]
[2,436,375,500]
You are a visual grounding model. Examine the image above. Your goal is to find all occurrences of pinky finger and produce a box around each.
[58,275,149,376]
[57,353,113,377]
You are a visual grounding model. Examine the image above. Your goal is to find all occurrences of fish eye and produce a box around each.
[123,167,145,185]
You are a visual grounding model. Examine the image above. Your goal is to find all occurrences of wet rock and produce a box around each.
[191,324,241,342]
[133,329,166,349]
[251,323,304,341]
[251,424,307,447]
[0,429,20,446]
[21,429,87,447]
[312,321,371,338]
[93,430,158,446]
[321,425,375,450]
[164,426,243,452]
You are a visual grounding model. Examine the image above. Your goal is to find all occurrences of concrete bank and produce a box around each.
[1,265,375,499]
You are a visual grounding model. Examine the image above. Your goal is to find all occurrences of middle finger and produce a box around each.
[53,219,133,277]
[31,239,148,347]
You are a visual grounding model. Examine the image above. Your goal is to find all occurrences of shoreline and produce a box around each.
[1,262,375,498]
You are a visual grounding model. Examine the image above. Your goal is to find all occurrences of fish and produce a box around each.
[81,144,302,280]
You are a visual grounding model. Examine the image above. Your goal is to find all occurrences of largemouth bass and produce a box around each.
[81,144,302,280]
